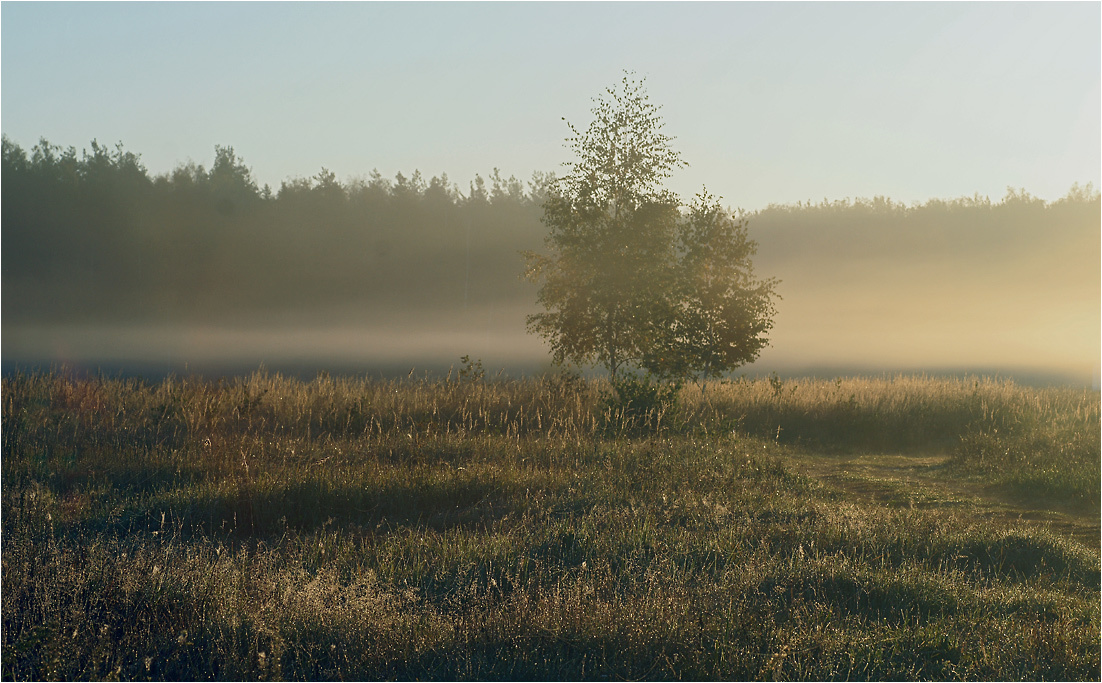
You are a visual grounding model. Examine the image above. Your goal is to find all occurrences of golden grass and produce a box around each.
[2,370,1098,680]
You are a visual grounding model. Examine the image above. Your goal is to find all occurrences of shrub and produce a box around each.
[603,372,681,434]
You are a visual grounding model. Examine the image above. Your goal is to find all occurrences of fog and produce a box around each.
[3,306,545,379]
[3,138,1097,386]
[748,194,1099,385]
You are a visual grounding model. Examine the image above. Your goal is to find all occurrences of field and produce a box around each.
[2,369,1099,680]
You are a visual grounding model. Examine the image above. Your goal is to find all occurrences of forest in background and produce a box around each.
[3,136,1098,379]
[2,137,552,324]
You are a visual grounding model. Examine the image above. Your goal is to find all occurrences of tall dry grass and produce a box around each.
[2,369,1098,680]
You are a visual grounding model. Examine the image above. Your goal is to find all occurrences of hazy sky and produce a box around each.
[2,2,1098,211]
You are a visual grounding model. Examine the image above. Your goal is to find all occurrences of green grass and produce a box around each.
[2,370,1098,680]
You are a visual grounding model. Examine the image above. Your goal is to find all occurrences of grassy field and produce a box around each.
[2,369,1099,680]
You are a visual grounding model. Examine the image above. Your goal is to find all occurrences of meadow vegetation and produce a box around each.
[3,370,1099,680]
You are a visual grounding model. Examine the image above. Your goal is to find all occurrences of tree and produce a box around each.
[209,145,258,200]
[525,74,778,384]
[645,190,778,384]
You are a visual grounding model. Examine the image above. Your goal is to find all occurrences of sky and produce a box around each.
[2,1,1099,211]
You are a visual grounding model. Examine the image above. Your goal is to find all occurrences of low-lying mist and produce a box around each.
[3,138,1097,385]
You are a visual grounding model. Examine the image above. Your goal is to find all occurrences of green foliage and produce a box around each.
[602,371,681,434]
[525,74,685,379]
[525,75,778,382]
[645,191,778,382]
[458,355,485,384]
[2,371,1098,680]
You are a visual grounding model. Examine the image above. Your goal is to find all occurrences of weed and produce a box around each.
[458,355,485,384]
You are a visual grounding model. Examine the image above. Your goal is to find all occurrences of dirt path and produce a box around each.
[784,451,1101,552]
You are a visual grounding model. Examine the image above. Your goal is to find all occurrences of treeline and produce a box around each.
[748,186,1101,317]
[750,187,1100,268]
[2,137,550,324]
[3,136,1098,327]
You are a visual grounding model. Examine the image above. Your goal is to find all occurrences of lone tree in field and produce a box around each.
[525,74,778,384]
[651,190,779,383]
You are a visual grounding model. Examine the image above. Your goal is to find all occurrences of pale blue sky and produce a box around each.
[3,1,1099,210]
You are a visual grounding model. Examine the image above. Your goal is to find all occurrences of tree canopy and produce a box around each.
[525,75,779,383]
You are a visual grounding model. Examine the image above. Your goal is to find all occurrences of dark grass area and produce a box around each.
[2,371,1099,680]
